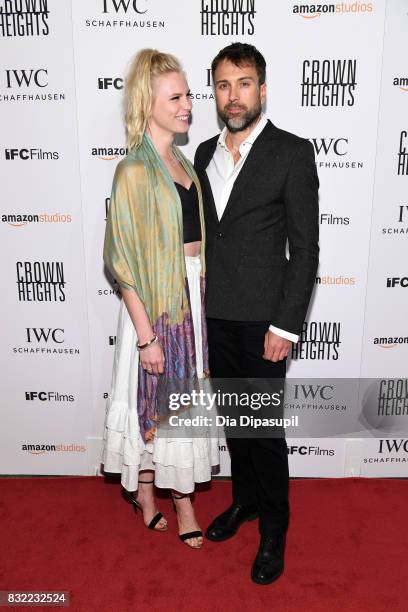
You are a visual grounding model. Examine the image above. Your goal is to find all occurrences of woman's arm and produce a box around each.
[121,287,153,344]
[104,161,164,375]
[121,288,165,375]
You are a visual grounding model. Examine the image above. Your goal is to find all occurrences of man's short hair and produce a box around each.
[211,43,266,85]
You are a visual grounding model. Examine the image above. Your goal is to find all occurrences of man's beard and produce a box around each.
[218,100,262,133]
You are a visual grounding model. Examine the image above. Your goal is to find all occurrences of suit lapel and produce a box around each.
[219,120,279,224]
[196,138,218,223]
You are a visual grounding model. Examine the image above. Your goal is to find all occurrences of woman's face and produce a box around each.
[149,71,192,137]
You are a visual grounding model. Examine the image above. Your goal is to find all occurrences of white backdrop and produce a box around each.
[0,0,407,478]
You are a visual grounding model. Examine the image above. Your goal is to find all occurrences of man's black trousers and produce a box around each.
[207,317,289,537]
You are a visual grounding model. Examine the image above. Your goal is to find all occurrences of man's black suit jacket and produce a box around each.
[194,119,319,337]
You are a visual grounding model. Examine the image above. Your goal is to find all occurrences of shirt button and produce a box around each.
[216,232,224,238]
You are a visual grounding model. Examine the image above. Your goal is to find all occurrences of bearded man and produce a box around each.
[194,43,319,585]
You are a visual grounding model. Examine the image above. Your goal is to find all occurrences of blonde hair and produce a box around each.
[125,48,182,150]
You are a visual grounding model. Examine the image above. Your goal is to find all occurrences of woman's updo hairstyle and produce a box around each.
[125,48,182,150]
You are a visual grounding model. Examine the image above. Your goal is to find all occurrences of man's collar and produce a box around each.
[217,113,268,150]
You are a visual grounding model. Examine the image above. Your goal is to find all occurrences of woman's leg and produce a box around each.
[136,469,167,530]
[172,490,203,548]
[168,257,204,547]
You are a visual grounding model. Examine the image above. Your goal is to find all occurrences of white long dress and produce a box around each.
[101,255,220,493]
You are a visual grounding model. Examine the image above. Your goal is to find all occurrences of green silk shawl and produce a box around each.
[103,133,206,326]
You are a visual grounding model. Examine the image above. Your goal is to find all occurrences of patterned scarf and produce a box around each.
[103,133,208,438]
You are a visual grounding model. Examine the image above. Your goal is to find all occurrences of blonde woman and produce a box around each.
[102,49,219,549]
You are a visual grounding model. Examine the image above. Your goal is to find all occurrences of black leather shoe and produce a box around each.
[205,504,258,542]
[251,534,286,585]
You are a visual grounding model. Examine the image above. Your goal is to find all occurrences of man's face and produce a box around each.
[213,59,266,133]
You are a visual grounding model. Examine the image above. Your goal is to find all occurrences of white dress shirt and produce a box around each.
[206,114,299,344]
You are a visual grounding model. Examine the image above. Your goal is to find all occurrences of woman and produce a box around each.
[102,49,219,549]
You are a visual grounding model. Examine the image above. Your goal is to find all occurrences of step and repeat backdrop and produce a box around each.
[1,0,407,478]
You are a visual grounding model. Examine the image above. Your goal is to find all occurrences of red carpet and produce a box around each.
[0,477,407,612]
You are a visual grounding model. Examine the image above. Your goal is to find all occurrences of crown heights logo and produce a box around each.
[0,0,50,37]
[301,59,357,107]
[16,261,66,302]
[397,131,408,175]
[201,0,256,36]
[377,379,408,416]
[292,321,341,360]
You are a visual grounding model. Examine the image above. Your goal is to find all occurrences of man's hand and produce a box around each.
[263,331,291,362]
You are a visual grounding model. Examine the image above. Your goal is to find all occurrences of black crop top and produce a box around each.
[174,181,202,244]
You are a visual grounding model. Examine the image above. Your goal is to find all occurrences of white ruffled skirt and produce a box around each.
[101,255,219,493]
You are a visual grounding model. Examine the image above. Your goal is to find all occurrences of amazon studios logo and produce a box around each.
[12,327,80,356]
[1,68,65,103]
[309,137,363,170]
[2,212,72,226]
[201,0,256,36]
[21,442,86,454]
[16,261,66,302]
[0,0,50,37]
[292,321,341,360]
[393,77,408,92]
[85,0,165,29]
[91,146,128,160]
[301,59,357,107]
[292,3,373,17]
[373,335,408,349]
[316,274,356,287]
[397,131,408,175]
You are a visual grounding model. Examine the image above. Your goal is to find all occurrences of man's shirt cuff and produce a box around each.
[268,324,299,344]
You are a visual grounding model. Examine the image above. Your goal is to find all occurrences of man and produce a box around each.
[194,43,319,585]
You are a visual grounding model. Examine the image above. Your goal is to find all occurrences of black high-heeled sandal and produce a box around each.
[172,492,203,547]
[124,480,167,531]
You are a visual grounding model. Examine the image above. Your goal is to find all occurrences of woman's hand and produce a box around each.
[140,342,165,375]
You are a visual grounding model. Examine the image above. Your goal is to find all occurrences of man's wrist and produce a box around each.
[268,324,299,344]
